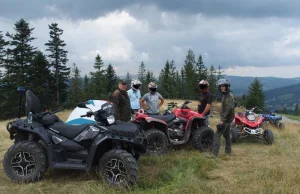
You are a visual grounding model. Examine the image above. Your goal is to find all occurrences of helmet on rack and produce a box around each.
[131,79,142,90]
[199,80,209,89]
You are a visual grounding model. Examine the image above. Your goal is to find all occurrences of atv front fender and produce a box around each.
[185,116,205,131]
[7,119,51,143]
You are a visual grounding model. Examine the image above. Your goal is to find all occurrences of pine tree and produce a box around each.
[283,107,287,114]
[69,63,83,107]
[207,65,217,97]
[180,67,185,99]
[27,51,55,110]
[159,60,178,98]
[45,23,70,106]
[125,72,132,86]
[82,75,90,101]
[0,31,9,68]
[183,49,196,99]
[245,78,265,109]
[89,54,106,99]
[215,65,225,101]
[138,61,147,94]
[6,19,37,85]
[295,104,300,115]
[105,63,118,94]
[194,54,208,97]
[145,70,156,85]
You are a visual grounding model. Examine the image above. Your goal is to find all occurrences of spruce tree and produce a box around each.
[207,65,217,97]
[0,31,9,68]
[45,23,70,105]
[89,54,106,99]
[138,61,147,94]
[125,72,132,86]
[183,49,196,99]
[194,54,208,97]
[69,63,83,107]
[245,78,265,109]
[295,104,300,115]
[27,51,55,110]
[105,63,118,94]
[6,19,37,85]
[83,75,91,101]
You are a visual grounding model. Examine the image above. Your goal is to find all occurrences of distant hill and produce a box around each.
[225,75,300,96]
[264,83,300,110]
[119,74,300,96]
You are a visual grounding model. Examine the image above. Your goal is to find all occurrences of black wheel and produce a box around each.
[278,123,285,130]
[263,129,274,145]
[98,149,138,187]
[192,127,214,152]
[3,141,48,183]
[144,129,168,155]
[231,127,239,143]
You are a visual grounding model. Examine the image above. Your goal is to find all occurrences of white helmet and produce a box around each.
[131,79,142,89]
[199,80,209,90]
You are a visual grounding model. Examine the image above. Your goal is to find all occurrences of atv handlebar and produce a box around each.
[80,111,94,118]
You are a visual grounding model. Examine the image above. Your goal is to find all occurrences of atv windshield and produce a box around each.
[95,102,115,125]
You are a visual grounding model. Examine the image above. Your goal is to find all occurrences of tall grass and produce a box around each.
[0,100,299,193]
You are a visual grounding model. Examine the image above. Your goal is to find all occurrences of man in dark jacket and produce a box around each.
[111,80,132,122]
[206,78,235,158]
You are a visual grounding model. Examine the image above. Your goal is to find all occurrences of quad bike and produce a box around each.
[230,106,274,144]
[3,90,147,187]
[258,112,285,129]
[131,100,214,155]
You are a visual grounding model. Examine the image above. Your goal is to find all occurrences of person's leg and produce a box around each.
[204,115,209,127]
[223,123,232,155]
[211,127,223,156]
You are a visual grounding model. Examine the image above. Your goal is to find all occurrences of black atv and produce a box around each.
[3,90,147,187]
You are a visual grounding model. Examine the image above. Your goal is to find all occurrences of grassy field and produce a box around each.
[0,100,300,193]
[282,114,300,122]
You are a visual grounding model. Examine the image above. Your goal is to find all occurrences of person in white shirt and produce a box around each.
[127,79,142,112]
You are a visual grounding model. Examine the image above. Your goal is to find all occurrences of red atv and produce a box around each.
[230,106,274,144]
[131,101,214,155]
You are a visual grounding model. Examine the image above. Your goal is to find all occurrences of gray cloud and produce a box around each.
[1,1,300,78]
[2,0,300,20]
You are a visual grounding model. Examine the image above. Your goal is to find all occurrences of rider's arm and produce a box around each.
[202,104,211,115]
[112,91,121,120]
[140,94,150,110]
[158,94,164,108]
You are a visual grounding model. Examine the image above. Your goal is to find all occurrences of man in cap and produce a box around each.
[111,80,132,121]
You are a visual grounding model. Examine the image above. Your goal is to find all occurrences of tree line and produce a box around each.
[0,18,268,120]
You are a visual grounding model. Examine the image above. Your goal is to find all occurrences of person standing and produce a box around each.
[140,82,164,115]
[111,80,132,122]
[198,80,213,127]
[127,79,142,112]
[206,78,235,158]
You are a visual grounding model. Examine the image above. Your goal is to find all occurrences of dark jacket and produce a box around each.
[112,89,131,122]
[220,91,235,123]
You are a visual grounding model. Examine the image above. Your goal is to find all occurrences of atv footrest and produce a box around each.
[53,162,86,170]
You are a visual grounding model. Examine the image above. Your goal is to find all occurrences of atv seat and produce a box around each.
[148,113,176,123]
[49,122,89,139]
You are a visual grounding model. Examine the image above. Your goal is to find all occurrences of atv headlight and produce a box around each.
[247,115,256,121]
[107,115,115,124]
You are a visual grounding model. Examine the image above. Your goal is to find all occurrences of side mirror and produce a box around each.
[77,102,88,109]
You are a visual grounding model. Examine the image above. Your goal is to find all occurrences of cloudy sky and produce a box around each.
[1,0,300,78]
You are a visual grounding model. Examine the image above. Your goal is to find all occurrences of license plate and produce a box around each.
[251,130,256,134]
